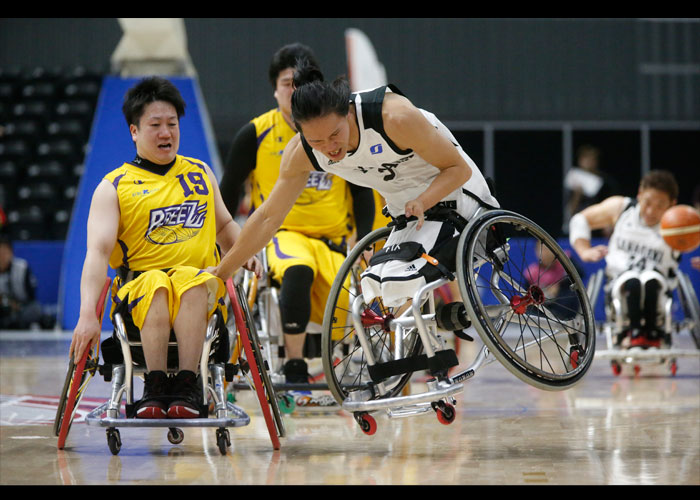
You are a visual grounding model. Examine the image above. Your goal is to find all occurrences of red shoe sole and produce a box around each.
[136,406,167,419]
[167,405,200,419]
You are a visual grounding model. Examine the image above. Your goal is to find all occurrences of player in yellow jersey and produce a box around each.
[220,44,375,386]
[70,77,260,419]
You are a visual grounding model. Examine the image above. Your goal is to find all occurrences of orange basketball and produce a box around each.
[660,205,700,252]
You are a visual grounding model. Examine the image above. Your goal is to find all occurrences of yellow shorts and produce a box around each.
[110,265,227,332]
[265,230,348,329]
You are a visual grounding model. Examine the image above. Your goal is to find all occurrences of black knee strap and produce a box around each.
[367,349,459,382]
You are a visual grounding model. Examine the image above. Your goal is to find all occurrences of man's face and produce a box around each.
[637,187,675,227]
[130,100,180,165]
[274,68,295,123]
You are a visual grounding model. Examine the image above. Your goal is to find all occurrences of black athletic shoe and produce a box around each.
[283,359,310,385]
[167,370,202,419]
[135,370,169,419]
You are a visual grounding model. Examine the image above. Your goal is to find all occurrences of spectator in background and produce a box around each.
[0,234,42,329]
[564,145,618,237]
[525,240,583,320]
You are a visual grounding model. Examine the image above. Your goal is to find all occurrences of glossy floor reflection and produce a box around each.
[1,331,698,485]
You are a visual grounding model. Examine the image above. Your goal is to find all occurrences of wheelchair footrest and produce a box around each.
[342,378,464,414]
[367,349,458,382]
[86,401,251,428]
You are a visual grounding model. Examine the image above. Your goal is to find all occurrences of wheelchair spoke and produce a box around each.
[458,210,595,390]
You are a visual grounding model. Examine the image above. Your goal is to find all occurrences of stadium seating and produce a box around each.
[0,66,102,241]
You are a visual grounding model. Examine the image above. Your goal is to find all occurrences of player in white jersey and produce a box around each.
[211,60,498,309]
[569,170,681,347]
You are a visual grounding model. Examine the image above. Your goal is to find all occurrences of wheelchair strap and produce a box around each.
[367,349,459,382]
[383,200,468,231]
[369,241,425,265]
[462,187,499,211]
[368,241,455,280]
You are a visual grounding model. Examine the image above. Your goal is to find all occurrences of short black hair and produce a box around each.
[640,170,679,201]
[122,76,186,127]
[0,233,11,249]
[268,43,319,89]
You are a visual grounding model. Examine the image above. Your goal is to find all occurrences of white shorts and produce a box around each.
[360,219,458,307]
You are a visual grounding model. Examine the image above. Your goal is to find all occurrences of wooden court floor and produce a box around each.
[0,330,698,486]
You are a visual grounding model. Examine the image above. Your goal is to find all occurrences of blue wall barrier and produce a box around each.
[13,235,700,331]
[55,75,221,331]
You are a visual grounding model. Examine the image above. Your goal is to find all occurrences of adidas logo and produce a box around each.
[405,264,417,272]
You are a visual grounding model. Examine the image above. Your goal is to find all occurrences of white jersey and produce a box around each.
[300,85,498,306]
[606,198,680,282]
[300,85,498,219]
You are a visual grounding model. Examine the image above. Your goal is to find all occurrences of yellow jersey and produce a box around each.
[104,155,220,272]
[249,108,354,239]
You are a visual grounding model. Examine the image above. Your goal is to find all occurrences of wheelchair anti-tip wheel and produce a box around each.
[321,226,424,406]
[457,210,595,390]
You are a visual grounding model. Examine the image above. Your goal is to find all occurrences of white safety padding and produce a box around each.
[345,28,387,92]
[111,18,197,77]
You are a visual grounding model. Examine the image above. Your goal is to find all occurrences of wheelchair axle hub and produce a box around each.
[360,308,394,332]
[510,285,545,315]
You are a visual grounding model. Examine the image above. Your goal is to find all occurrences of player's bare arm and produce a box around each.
[570,195,627,262]
[70,180,119,361]
[205,164,261,277]
[213,135,312,280]
[382,93,471,228]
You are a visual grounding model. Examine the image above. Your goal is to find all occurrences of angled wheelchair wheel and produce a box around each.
[677,271,700,349]
[55,277,111,449]
[227,279,284,449]
[321,226,423,406]
[54,343,100,444]
[456,210,595,390]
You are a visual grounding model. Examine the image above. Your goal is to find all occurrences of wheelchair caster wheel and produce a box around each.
[107,428,121,455]
[167,427,184,445]
[216,428,230,455]
[670,360,678,376]
[355,412,377,435]
[633,365,641,377]
[278,393,296,414]
[611,361,622,376]
[432,401,456,425]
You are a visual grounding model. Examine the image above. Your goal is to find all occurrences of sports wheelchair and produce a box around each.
[54,276,284,455]
[320,205,596,434]
[233,247,342,413]
[586,266,700,376]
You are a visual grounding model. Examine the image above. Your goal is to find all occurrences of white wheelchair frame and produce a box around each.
[586,266,700,375]
[320,207,597,434]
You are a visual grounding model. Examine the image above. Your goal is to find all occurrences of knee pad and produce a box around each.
[279,265,315,334]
